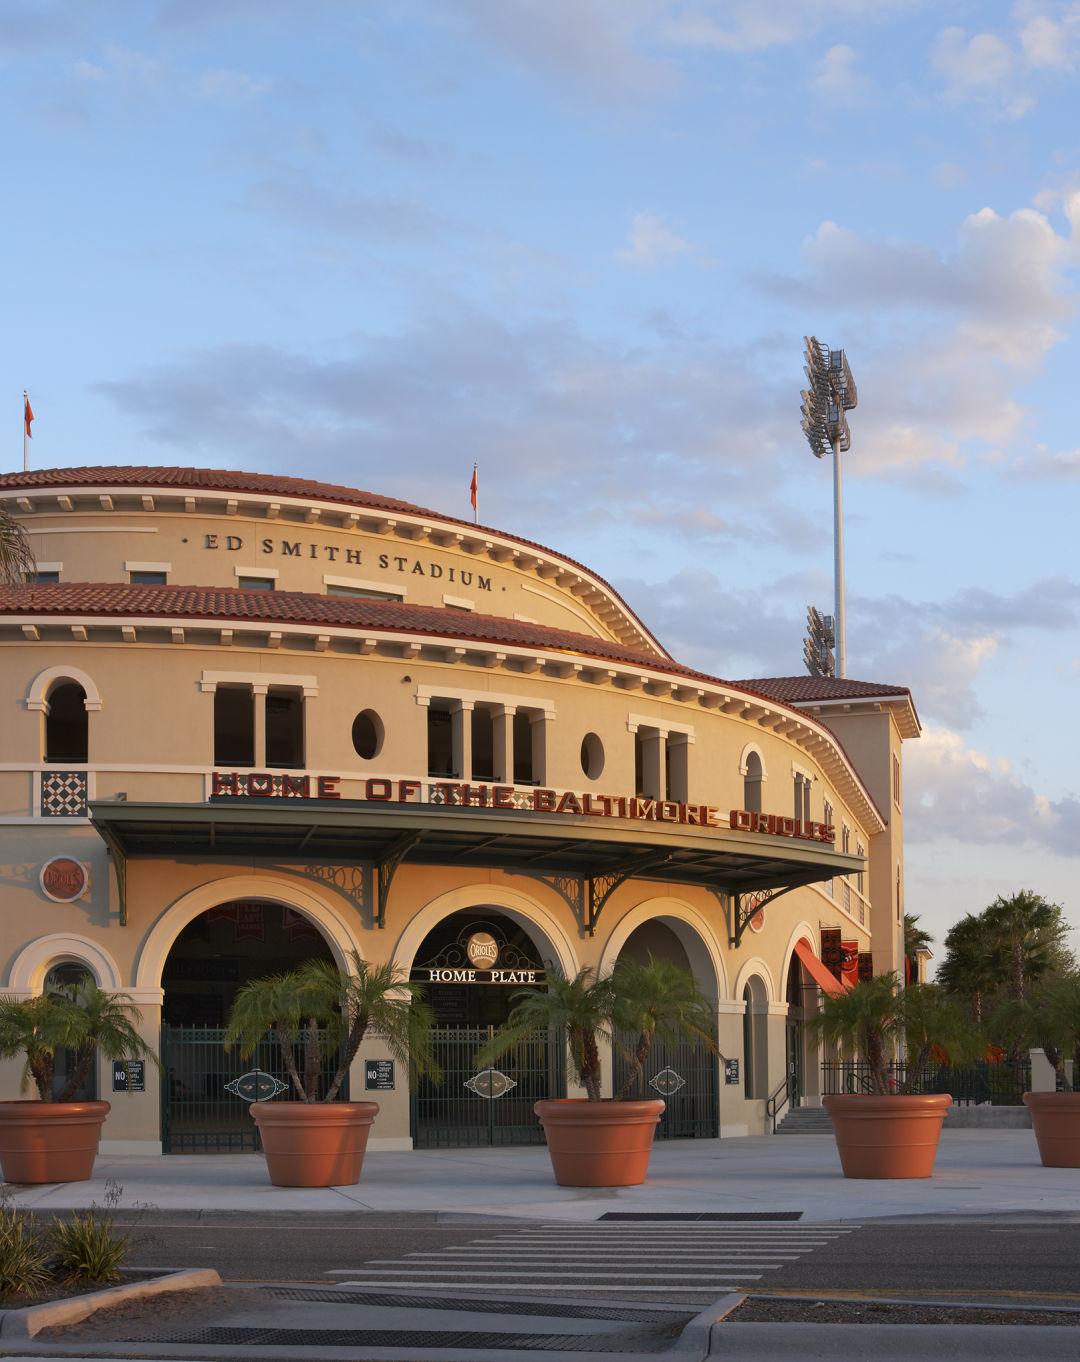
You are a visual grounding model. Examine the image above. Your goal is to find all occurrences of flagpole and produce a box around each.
[470,462,478,525]
[23,391,28,473]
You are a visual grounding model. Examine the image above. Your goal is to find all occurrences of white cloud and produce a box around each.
[813,44,872,101]
[661,0,920,54]
[933,161,966,189]
[197,68,271,100]
[616,211,693,267]
[931,6,1080,116]
[905,726,1080,856]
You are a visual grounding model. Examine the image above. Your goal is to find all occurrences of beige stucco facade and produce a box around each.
[0,467,919,1154]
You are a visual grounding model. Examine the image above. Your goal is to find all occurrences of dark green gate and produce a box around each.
[411,1026,564,1148]
[161,1025,347,1152]
[613,1023,719,1139]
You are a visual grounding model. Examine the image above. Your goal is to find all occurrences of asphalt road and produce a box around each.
[121,1212,1080,1310]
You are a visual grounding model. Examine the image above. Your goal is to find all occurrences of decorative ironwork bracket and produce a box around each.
[95,821,128,926]
[376,831,421,929]
[729,883,801,950]
[586,850,673,936]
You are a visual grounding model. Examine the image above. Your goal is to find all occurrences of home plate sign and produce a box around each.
[226,1070,288,1102]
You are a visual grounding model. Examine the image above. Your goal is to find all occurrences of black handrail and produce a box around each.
[765,1071,795,1133]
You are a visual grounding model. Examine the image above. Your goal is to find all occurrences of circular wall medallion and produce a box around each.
[466,932,499,969]
[749,907,766,933]
[40,857,89,903]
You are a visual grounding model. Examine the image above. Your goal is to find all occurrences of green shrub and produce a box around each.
[48,1180,136,1285]
[0,1197,50,1300]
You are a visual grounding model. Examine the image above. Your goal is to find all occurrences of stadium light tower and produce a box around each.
[800,337,857,679]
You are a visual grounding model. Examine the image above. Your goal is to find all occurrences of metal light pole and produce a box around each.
[800,338,857,679]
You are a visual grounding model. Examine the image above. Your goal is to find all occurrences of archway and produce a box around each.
[408,906,560,1149]
[160,898,337,1152]
[612,919,719,1139]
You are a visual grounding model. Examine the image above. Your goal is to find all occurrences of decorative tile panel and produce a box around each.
[40,772,88,817]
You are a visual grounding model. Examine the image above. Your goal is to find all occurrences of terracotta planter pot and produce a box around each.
[1023,1091,1080,1167]
[0,1100,111,1184]
[822,1093,952,1179]
[534,1099,665,1187]
[250,1101,379,1187]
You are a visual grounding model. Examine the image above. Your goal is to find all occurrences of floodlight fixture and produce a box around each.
[800,335,857,679]
[804,605,835,679]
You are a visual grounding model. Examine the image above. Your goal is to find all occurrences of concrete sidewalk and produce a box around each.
[4,1129,1080,1361]
[5,1126,1079,1221]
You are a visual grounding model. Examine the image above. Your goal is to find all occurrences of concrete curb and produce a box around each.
[0,1267,221,1339]
[675,1292,744,1356]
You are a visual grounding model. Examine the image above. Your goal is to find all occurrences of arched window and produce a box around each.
[45,682,88,763]
[43,962,97,1100]
[742,978,768,1099]
[743,751,763,813]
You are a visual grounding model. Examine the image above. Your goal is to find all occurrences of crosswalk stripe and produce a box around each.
[323,1223,848,1298]
[332,1263,762,1274]
[336,1281,758,1293]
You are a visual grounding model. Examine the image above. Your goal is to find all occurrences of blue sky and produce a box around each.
[4,0,1079,965]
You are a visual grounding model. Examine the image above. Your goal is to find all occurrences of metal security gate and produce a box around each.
[411,1026,564,1148]
[613,1025,719,1140]
[161,1025,347,1152]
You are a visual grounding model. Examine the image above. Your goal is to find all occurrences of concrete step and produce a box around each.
[774,1106,833,1134]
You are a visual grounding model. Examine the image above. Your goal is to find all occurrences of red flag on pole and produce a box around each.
[24,396,33,439]
[469,464,477,518]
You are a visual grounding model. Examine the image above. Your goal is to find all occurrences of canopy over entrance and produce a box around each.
[90,798,865,940]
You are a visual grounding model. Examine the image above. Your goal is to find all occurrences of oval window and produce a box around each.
[580,732,605,780]
[351,710,383,760]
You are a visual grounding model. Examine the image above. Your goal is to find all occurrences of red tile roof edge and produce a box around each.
[0,464,668,658]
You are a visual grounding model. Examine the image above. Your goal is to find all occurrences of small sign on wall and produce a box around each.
[113,1061,145,1093]
[365,1060,395,1091]
[724,1058,740,1086]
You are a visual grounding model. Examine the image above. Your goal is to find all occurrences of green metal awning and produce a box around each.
[90,798,864,942]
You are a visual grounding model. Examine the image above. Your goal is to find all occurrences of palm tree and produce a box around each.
[0,503,34,584]
[937,912,1006,1023]
[611,954,719,1100]
[0,981,154,1102]
[984,890,1070,1003]
[475,966,616,1101]
[225,952,439,1103]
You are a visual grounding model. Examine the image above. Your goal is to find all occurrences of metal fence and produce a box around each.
[821,1059,1030,1105]
[411,1025,564,1149]
[161,1025,347,1152]
[613,1027,719,1140]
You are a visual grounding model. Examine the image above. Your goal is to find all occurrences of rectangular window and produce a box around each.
[265,691,304,768]
[214,687,255,766]
[427,706,455,778]
[32,570,60,583]
[893,754,902,808]
[238,576,275,591]
[471,707,495,781]
[513,710,536,784]
[794,773,811,824]
[129,571,167,585]
[326,584,403,600]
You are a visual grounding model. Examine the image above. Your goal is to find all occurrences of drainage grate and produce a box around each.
[598,1211,803,1221]
[172,1327,672,1352]
[267,1287,691,1323]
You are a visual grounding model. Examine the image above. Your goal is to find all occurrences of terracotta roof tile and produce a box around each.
[0,465,666,656]
[733,675,914,702]
[0,582,707,681]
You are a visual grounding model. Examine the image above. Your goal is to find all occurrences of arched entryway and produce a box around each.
[612,920,719,1139]
[160,899,337,1152]
[408,908,562,1148]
